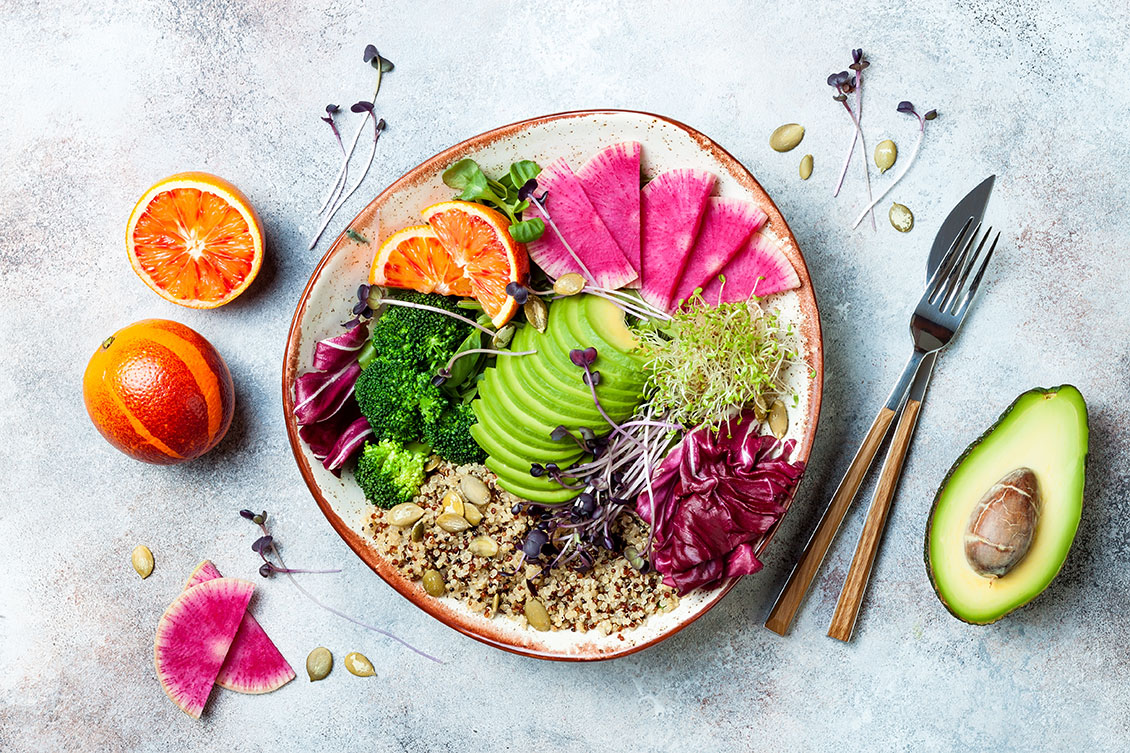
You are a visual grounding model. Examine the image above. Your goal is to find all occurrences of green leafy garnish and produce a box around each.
[345,228,370,244]
[638,292,798,428]
[441,158,544,242]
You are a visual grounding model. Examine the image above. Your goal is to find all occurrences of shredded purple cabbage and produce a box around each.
[295,322,370,475]
[637,409,805,594]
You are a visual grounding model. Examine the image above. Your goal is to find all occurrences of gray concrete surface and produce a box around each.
[2,1,1129,750]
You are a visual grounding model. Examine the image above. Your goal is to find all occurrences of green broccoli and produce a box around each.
[424,399,486,465]
[369,291,469,370]
[354,439,427,509]
[355,356,446,443]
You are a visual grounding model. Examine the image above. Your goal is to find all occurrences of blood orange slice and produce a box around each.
[422,201,529,327]
[126,172,264,309]
[369,225,473,297]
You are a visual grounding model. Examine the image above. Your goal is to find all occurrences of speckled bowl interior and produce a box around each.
[283,110,824,660]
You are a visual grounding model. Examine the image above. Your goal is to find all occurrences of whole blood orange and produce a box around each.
[126,172,264,309]
[83,319,235,464]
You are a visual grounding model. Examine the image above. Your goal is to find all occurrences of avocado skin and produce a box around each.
[924,384,1089,624]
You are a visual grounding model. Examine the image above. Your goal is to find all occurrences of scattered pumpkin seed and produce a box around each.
[553,273,586,296]
[423,569,445,596]
[624,545,648,572]
[131,545,154,579]
[768,399,789,439]
[799,154,813,180]
[306,647,332,681]
[889,202,914,232]
[769,123,805,152]
[491,324,515,350]
[458,475,491,507]
[463,502,483,527]
[468,535,498,558]
[424,454,442,472]
[753,393,774,422]
[490,592,500,617]
[524,296,548,333]
[410,519,426,542]
[441,491,464,518]
[388,502,425,527]
[874,139,897,173]
[344,651,375,677]
[524,598,551,631]
[436,512,471,533]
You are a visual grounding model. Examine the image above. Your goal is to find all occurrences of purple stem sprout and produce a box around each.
[851,101,937,229]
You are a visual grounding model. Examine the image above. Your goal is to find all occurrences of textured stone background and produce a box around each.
[2,1,1128,751]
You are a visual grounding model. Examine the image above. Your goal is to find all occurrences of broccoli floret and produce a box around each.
[355,356,446,443]
[355,439,427,509]
[424,400,486,465]
[369,292,469,370]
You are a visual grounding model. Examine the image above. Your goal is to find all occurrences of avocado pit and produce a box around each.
[963,467,1040,578]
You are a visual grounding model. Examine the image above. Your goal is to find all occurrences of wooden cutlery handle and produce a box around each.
[827,398,923,642]
[764,404,897,636]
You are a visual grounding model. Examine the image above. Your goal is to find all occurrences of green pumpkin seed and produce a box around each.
[468,535,498,558]
[553,273,586,296]
[889,202,914,232]
[422,569,445,596]
[490,592,500,617]
[623,546,648,572]
[524,296,548,333]
[799,154,813,180]
[306,647,332,681]
[424,454,442,472]
[410,519,426,542]
[770,123,805,152]
[491,324,515,350]
[388,502,424,527]
[458,475,491,507]
[874,139,897,173]
[131,545,154,579]
[344,651,375,677]
[524,598,551,631]
[463,502,483,527]
[768,399,789,439]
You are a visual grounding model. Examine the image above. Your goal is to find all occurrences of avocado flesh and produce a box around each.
[926,385,1087,624]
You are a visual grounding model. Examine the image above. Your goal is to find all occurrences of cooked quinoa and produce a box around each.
[368,462,678,634]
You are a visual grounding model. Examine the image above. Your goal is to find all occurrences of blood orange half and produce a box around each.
[369,225,474,297]
[126,172,264,309]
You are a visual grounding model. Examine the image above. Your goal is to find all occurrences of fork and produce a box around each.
[765,220,998,636]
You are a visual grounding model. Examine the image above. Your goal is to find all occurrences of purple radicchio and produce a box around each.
[294,322,372,474]
[637,409,805,595]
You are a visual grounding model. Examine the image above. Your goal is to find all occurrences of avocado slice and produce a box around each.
[469,421,583,471]
[475,373,565,450]
[485,456,583,504]
[926,385,1088,624]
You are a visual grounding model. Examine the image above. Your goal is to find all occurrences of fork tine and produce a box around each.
[954,231,999,318]
[924,217,973,296]
[945,227,992,313]
[931,222,981,303]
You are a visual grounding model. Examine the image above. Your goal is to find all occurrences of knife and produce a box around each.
[826,176,996,641]
[765,176,995,637]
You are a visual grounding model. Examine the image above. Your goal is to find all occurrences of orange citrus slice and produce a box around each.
[369,225,474,297]
[126,172,264,309]
[421,201,529,327]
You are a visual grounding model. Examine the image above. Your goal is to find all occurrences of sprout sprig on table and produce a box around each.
[851,101,938,229]
[828,48,877,230]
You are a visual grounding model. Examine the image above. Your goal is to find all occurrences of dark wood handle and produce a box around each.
[764,404,897,636]
[827,398,923,642]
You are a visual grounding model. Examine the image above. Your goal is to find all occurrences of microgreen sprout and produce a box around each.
[828,48,876,230]
[367,290,497,337]
[431,347,536,387]
[441,159,546,242]
[238,509,441,663]
[851,101,938,229]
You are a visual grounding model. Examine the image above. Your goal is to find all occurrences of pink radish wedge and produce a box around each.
[700,233,801,304]
[154,577,254,718]
[524,158,637,289]
[639,169,716,310]
[669,197,767,311]
[577,142,642,283]
[184,560,296,694]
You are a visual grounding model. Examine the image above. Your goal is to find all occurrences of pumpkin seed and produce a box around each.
[344,651,375,677]
[388,502,424,527]
[436,512,471,533]
[799,154,813,180]
[131,545,154,579]
[769,123,805,152]
[422,569,445,596]
[424,454,442,472]
[768,399,789,439]
[490,592,500,617]
[623,545,648,572]
[410,519,426,542]
[874,139,897,173]
[306,647,332,681]
[524,598,551,631]
[468,535,498,558]
[441,491,464,517]
[889,202,914,233]
[463,502,483,527]
[491,324,515,350]
[553,273,586,296]
[524,296,548,333]
[458,475,491,507]
[753,393,774,422]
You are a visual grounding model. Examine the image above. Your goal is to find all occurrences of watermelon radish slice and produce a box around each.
[576,142,642,280]
[154,577,253,718]
[638,169,716,310]
[699,232,801,303]
[669,198,767,310]
[184,561,296,694]
[524,158,637,289]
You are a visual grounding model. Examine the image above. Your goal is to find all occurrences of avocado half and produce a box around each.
[925,385,1088,624]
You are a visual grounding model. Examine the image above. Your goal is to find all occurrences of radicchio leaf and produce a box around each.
[323,417,374,472]
[294,362,361,425]
[311,322,370,372]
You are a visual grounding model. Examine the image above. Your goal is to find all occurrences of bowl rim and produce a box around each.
[282,108,824,661]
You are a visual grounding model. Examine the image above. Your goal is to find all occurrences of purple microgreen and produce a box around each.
[251,535,273,554]
[530,463,546,478]
[505,281,530,305]
[431,368,451,387]
[569,347,598,367]
[830,49,876,229]
[852,47,863,64]
[582,369,602,386]
[351,101,374,114]
[550,425,572,442]
[851,101,938,229]
[239,509,256,520]
[517,178,538,201]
